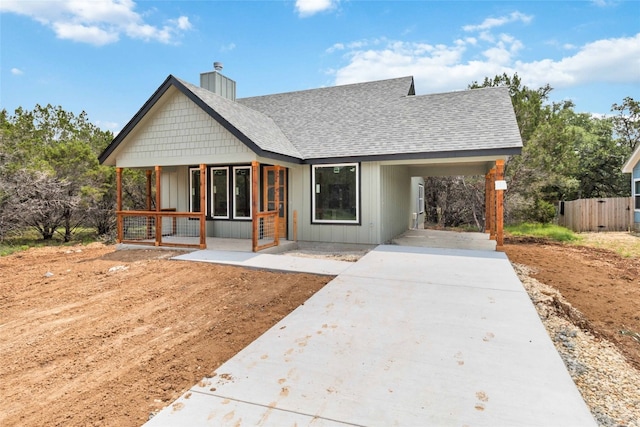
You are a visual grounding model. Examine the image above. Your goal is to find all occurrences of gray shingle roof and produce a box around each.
[237,79,522,160]
[99,74,522,166]
[176,78,303,159]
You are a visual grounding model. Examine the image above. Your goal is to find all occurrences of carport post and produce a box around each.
[155,166,162,246]
[495,160,505,248]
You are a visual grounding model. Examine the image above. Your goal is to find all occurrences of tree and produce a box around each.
[0,105,114,241]
[611,97,640,152]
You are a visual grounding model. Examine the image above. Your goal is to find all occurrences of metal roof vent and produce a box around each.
[214,62,223,71]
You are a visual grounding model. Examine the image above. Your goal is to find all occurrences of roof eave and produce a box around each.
[301,147,522,165]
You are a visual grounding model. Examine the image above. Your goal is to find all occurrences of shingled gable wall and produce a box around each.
[116,87,254,169]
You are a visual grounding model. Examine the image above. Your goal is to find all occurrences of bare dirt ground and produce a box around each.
[503,235,640,371]
[1,235,639,426]
[0,243,330,427]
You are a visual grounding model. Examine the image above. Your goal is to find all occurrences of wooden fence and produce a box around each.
[558,197,633,232]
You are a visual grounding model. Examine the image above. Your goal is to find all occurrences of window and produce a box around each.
[233,166,252,219]
[211,167,229,218]
[312,163,359,224]
[189,168,202,213]
[417,183,425,214]
[635,179,640,211]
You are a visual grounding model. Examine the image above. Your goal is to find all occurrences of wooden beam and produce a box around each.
[495,160,505,248]
[116,167,123,243]
[251,161,259,252]
[487,168,496,240]
[155,166,162,246]
[274,165,280,247]
[199,164,207,249]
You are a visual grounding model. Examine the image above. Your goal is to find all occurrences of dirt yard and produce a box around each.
[1,237,639,426]
[0,244,330,427]
[504,236,640,371]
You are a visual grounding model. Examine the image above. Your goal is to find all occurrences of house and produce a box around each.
[622,144,640,231]
[98,66,522,251]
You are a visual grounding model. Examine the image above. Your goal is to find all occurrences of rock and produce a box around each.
[44,272,54,278]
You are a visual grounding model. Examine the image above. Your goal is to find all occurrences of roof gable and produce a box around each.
[622,143,640,173]
[99,75,301,166]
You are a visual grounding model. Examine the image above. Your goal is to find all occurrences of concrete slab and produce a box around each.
[173,250,353,276]
[146,245,595,427]
[392,229,497,251]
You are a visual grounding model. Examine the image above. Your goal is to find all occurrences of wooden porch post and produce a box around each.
[495,160,505,248]
[251,161,259,252]
[116,167,123,243]
[199,164,207,249]
[154,166,162,246]
[145,170,153,238]
[487,167,496,240]
[274,165,280,246]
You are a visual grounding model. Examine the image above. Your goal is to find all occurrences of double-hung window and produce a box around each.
[211,167,229,218]
[635,179,640,211]
[312,163,359,224]
[233,166,252,219]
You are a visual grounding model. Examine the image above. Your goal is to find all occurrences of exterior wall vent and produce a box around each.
[200,63,236,101]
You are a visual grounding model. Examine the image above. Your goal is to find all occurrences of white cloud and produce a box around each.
[463,11,533,32]
[220,42,236,53]
[295,0,338,17]
[0,0,191,46]
[11,68,24,75]
[328,32,640,97]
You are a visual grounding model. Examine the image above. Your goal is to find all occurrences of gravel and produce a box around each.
[512,263,640,427]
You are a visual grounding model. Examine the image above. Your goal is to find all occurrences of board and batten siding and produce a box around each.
[289,162,382,245]
[379,165,411,243]
[116,87,255,168]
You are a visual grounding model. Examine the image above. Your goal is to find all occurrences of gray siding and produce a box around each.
[290,163,381,245]
[380,165,411,243]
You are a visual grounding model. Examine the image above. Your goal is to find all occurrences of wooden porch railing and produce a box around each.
[252,210,279,252]
[117,210,206,249]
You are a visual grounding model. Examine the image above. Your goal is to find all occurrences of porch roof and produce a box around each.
[99,74,522,166]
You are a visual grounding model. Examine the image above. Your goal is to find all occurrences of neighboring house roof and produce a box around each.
[622,143,640,173]
[99,74,522,165]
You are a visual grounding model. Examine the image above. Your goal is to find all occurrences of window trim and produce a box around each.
[311,163,360,225]
[210,166,229,219]
[232,165,252,220]
[634,178,640,212]
[418,183,425,214]
[188,167,203,214]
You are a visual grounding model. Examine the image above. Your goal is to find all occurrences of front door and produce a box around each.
[263,167,287,239]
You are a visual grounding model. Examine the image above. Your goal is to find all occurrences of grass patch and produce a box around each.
[0,227,100,257]
[506,223,580,243]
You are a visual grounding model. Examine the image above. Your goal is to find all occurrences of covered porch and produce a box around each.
[114,161,290,252]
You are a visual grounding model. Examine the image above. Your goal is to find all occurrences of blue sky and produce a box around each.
[1,0,639,134]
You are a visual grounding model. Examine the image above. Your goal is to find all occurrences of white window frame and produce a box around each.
[232,166,252,220]
[418,183,425,214]
[210,167,229,219]
[634,178,640,211]
[311,163,360,224]
[189,167,202,214]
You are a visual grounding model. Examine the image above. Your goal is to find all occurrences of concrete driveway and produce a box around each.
[145,245,595,426]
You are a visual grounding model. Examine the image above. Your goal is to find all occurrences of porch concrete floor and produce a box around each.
[145,244,595,427]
